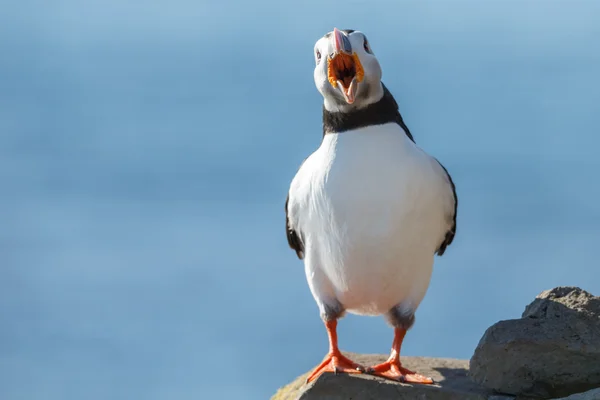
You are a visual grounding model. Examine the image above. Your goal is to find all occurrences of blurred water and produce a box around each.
[1,1,600,399]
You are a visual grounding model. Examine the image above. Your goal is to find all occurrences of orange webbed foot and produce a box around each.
[366,327,435,384]
[306,351,365,383]
[367,358,434,384]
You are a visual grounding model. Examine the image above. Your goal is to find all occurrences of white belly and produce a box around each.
[290,123,451,316]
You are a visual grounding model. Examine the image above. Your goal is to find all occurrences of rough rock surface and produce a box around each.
[272,353,498,400]
[551,388,600,399]
[470,287,600,399]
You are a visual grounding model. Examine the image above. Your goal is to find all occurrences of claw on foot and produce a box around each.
[367,359,434,384]
[306,351,364,383]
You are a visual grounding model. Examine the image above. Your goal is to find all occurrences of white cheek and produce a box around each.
[314,63,329,93]
[362,57,382,81]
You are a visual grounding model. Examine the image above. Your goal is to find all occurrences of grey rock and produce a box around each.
[551,387,600,399]
[272,353,495,400]
[523,287,600,320]
[470,287,600,399]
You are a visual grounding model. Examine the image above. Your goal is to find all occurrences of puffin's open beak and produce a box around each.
[328,28,364,104]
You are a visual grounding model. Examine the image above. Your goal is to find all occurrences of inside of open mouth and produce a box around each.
[328,53,364,91]
[332,54,355,88]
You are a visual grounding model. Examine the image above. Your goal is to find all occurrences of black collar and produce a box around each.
[322,83,415,143]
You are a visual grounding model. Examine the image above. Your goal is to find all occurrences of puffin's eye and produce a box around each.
[363,39,372,54]
[316,50,322,63]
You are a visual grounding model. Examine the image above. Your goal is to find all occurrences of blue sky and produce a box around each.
[1,1,600,399]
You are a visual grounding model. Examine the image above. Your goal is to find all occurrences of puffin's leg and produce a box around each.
[305,304,365,383]
[306,319,364,383]
[366,308,434,384]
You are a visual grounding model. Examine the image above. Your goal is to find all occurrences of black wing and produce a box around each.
[285,194,305,259]
[435,160,457,256]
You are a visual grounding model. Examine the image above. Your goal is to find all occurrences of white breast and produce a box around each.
[288,123,454,317]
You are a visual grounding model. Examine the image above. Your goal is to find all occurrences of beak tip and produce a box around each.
[333,28,342,52]
[332,28,352,54]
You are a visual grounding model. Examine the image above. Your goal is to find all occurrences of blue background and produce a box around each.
[2,1,599,399]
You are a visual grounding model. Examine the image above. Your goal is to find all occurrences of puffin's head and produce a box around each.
[314,28,384,112]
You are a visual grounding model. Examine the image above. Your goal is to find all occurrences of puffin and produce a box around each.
[284,28,458,384]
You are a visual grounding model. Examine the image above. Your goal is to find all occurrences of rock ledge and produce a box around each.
[272,353,500,400]
[273,287,600,400]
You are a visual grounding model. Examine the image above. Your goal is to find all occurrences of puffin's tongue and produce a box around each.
[340,73,354,88]
[337,77,357,104]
